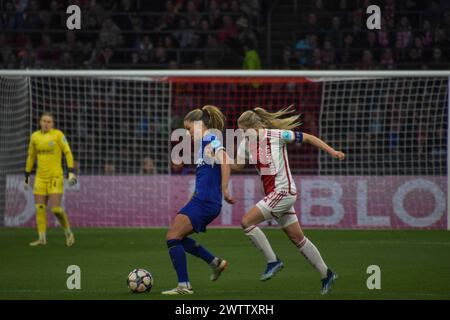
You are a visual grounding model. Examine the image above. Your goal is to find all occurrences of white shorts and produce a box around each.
[256,191,298,228]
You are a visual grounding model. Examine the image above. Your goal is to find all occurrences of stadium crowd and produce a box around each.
[0,0,264,69]
[282,0,450,69]
[0,0,449,69]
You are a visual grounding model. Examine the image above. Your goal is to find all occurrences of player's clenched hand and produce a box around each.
[68,172,78,186]
[24,172,30,191]
[223,188,235,204]
[332,151,345,160]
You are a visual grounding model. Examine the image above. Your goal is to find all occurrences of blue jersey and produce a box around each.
[193,134,224,205]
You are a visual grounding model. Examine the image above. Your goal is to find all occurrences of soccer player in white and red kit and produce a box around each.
[232,106,345,295]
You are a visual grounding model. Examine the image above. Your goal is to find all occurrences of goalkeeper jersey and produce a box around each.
[26,129,74,179]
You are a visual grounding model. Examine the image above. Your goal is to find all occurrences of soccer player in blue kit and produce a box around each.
[162,105,235,295]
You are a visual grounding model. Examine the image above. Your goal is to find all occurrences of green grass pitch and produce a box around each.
[0,228,449,300]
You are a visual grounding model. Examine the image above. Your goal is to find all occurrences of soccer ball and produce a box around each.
[127,268,154,293]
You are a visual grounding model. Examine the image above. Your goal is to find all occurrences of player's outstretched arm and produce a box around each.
[302,133,345,160]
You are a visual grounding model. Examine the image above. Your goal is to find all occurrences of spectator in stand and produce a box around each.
[130,51,143,68]
[230,0,242,20]
[321,40,335,66]
[340,34,356,67]
[168,59,178,69]
[377,17,391,49]
[22,0,43,30]
[328,16,343,48]
[205,35,225,68]
[350,8,365,47]
[83,15,100,44]
[380,48,395,69]
[279,45,296,69]
[237,16,257,49]
[243,41,261,70]
[140,157,156,175]
[395,16,413,62]
[36,34,58,67]
[206,0,222,28]
[103,162,116,175]
[185,0,200,26]
[153,44,168,66]
[218,15,237,43]
[430,48,446,69]
[174,18,193,48]
[127,13,143,48]
[365,32,378,52]
[421,20,434,47]
[99,17,122,48]
[240,0,260,23]
[155,0,178,31]
[397,16,413,46]
[17,37,35,68]
[336,0,350,28]
[61,31,83,54]
[385,0,396,29]
[198,18,211,47]
[60,51,75,68]
[311,48,322,69]
[303,13,320,36]
[434,28,449,49]
[0,1,18,30]
[137,35,153,61]
[114,0,135,31]
[294,34,315,66]
[310,0,326,25]
[406,48,423,69]
[360,50,375,70]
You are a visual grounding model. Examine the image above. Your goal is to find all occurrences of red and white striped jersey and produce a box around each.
[238,129,297,196]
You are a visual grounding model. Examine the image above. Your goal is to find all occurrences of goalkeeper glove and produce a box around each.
[24,172,30,190]
[67,169,77,186]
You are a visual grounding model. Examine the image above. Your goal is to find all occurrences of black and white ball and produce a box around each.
[127,268,153,293]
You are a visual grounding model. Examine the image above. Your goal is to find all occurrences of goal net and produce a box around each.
[0,71,448,229]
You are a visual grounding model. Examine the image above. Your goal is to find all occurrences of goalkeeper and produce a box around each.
[25,113,76,247]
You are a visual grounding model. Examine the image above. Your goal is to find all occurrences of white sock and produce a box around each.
[297,237,328,279]
[178,282,191,289]
[244,225,277,263]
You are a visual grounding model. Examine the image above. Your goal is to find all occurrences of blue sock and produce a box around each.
[182,237,215,264]
[167,239,189,283]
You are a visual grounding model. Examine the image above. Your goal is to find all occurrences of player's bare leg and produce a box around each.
[242,206,283,281]
[29,195,47,246]
[282,222,337,294]
[48,194,74,247]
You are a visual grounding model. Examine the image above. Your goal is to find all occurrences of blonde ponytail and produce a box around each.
[202,105,225,131]
[183,105,225,131]
[238,105,302,130]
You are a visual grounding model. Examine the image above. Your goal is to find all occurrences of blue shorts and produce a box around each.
[178,196,222,233]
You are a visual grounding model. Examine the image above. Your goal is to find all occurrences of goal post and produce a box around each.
[0,70,448,229]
